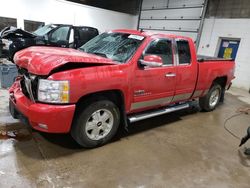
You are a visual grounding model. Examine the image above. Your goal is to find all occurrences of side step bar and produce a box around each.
[128,103,190,123]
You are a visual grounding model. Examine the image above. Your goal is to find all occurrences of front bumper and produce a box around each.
[9,80,76,133]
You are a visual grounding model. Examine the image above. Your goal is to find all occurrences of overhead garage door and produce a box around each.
[138,0,208,47]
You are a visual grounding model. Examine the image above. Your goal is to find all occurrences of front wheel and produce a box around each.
[71,100,120,148]
[199,84,222,112]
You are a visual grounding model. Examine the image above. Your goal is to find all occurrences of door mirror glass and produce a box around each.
[140,55,163,67]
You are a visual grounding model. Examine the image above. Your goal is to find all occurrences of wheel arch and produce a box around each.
[76,89,125,108]
[73,89,128,130]
[211,76,228,89]
[211,76,228,102]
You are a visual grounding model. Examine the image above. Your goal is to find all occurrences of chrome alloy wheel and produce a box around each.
[209,89,220,108]
[85,109,114,141]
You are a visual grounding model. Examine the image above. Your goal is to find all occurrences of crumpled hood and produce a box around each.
[0,26,37,39]
[14,46,117,75]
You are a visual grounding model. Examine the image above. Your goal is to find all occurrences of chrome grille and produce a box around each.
[24,75,35,101]
[20,79,30,99]
[18,67,39,101]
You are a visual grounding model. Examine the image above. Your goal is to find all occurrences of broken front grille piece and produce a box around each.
[19,68,39,101]
[24,74,35,101]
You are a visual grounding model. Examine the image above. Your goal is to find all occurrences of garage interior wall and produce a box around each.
[198,0,250,91]
[0,0,138,32]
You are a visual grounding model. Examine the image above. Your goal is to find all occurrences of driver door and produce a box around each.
[131,38,176,111]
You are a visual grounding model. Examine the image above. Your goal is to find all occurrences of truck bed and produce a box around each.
[197,55,233,62]
[195,57,235,93]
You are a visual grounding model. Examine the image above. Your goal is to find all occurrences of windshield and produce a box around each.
[79,32,144,63]
[33,24,57,36]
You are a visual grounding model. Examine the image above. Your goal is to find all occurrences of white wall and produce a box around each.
[198,18,250,91]
[0,0,138,32]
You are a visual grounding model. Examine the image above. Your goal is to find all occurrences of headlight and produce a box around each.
[2,39,12,50]
[38,79,69,103]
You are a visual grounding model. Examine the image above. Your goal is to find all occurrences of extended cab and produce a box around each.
[9,30,235,148]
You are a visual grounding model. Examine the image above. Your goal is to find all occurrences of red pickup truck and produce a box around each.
[9,29,235,148]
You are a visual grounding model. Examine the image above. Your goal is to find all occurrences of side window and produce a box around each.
[145,39,173,65]
[50,26,70,42]
[176,40,191,65]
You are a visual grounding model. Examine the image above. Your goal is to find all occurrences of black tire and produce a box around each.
[71,100,120,148]
[199,84,222,112]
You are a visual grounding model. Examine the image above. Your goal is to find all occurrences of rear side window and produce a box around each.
[176,40,191,65]
[145,39,173,65]
[78,27,99,44]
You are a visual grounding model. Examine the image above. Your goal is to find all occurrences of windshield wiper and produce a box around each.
[91,52,107,58]
[78,48,107,58]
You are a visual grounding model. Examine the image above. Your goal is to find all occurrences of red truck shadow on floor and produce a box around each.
[35,104,200,150]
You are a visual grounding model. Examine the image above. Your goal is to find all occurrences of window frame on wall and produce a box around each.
[24,19,45,32]
[0,16,17,31]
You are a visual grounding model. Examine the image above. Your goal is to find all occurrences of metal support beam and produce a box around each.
[166,0,170,8]
[137,0,143,30]
[196,0,209,49]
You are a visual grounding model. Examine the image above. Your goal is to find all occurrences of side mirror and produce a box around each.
[140,55,163,67]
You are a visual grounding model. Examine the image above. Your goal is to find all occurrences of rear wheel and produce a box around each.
[199,84,222,112]
[71,100,120,148]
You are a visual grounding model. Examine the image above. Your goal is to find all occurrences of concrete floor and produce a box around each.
[0,88,250,188]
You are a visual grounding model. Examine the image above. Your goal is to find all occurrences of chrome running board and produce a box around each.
[128,103,189,123]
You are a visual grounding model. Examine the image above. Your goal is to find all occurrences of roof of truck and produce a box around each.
[111,29,192,41]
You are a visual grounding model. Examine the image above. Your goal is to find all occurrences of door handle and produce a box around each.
[165,73,176,77]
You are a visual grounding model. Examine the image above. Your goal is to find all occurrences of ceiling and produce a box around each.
[67,0,141,15]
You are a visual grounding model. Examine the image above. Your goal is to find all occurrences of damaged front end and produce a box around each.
[18,68,40,102]
[0,26,37,60]
[9,68,76,133]
[9,64,76,133]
